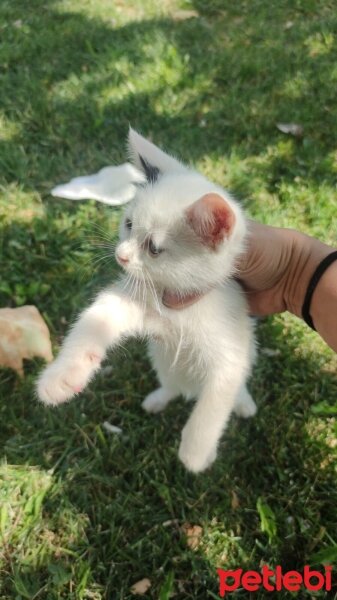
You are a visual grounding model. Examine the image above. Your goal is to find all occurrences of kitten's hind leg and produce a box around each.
[234,384,257,418]
[142,387,176,414]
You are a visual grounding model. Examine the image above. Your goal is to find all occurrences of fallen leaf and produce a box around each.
[231,490,240,510]
[0,306,53,376]
[181,523,203,550]
[276,122,303,137]
[130,578,151,595]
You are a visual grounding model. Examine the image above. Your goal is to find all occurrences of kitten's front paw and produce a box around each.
[178,428,217,473]
[142,388,172,414]
[234,390,257,418]
[37,350,102,406]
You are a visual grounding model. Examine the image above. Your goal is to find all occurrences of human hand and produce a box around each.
[163,219,337,352]
[234,221,298,316]
[163,220,334,317]
[162,221,298,316]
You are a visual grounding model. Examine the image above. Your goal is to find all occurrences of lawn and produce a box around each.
[0,0,337,598]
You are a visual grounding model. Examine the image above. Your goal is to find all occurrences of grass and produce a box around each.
[0,0,337,598]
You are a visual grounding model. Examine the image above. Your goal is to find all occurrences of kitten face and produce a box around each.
[115,171,246,295]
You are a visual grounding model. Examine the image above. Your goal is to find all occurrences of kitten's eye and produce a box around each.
[125,218,132,231]
[148,239,163,257]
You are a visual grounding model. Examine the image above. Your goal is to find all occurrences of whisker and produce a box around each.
[88,253,115,268]
[145,269,162,315]
[140,270,147,315]
[84,221,117,237]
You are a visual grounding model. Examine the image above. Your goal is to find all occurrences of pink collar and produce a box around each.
[162,289,207,310]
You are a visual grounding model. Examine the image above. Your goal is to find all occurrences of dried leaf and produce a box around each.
[130,578,151,595]
[276,122,303,137]
[0,306,53,376]
[181,523,203,550]
[231,490,240,510]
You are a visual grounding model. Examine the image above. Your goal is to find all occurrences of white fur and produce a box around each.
[37,130,257,473]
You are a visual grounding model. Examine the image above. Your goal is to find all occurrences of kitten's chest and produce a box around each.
[147,327,205,398]
[144,305,194,344]
[145,308,208,378]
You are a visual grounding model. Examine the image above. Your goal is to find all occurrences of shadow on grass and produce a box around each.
[1,0,337,196]
[0,312,336,597]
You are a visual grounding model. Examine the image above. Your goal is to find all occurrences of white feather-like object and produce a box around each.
[51,163,145,205]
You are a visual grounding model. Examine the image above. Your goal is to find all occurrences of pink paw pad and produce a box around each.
[73,385,83,394]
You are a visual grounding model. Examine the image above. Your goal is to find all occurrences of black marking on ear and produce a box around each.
[139,154,161,184]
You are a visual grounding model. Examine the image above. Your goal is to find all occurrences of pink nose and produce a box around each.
[117,253,129,266]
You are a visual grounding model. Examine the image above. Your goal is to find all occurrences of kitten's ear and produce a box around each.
[128,127,186,183]
[186,192,236,249]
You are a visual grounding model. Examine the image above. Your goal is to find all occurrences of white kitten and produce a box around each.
[37,129,257,473]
